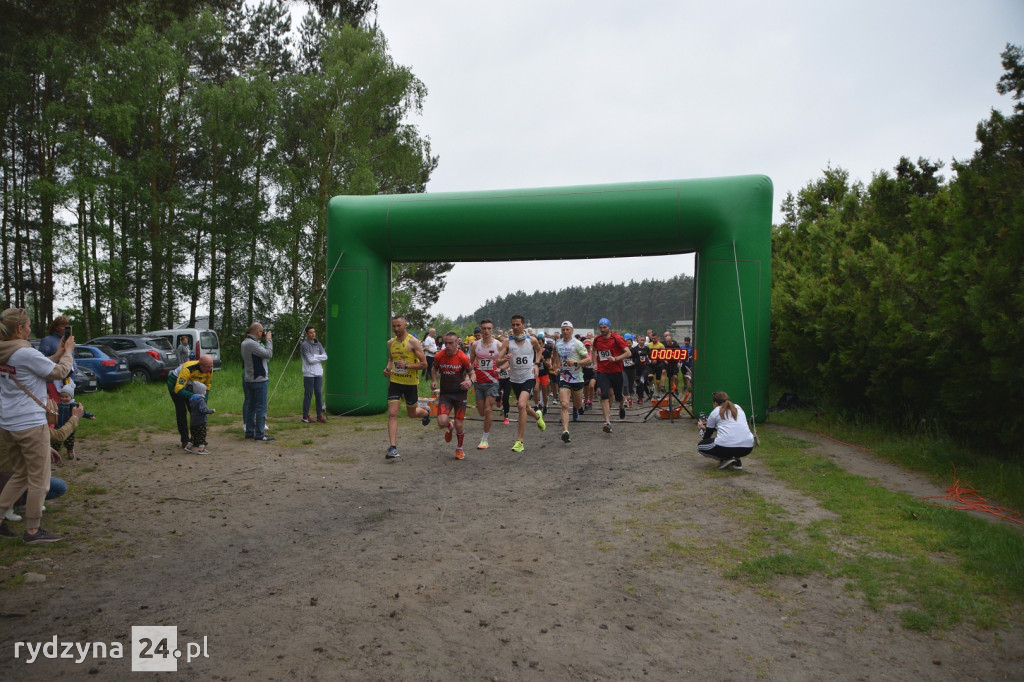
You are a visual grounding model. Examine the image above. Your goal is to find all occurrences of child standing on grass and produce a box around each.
[55,382,95,460]
[185,381,215,454]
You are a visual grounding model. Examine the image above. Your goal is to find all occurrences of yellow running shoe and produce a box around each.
[477,439,489,450]
[511,440,525,452]
[536,414,546,431]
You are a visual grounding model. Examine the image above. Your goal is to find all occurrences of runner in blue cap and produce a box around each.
[592,317,630,431]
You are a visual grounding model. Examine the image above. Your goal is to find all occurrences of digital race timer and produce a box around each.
[648,348,692,362]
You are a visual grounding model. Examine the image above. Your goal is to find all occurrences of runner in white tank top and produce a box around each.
[469,319,505,449]
[506,315,546,452]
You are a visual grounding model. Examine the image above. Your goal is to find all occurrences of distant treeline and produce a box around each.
[451,274,695,334]
[771,44,1024,451]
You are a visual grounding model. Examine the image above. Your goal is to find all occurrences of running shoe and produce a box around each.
[619,406,626,420]
[444,423,453,443]
[561,430,571,443]
[0,521,17,538]
[183,442,194,453]
[23,528,62,544]
[317,415,328,423]
[196,445,210,454]
[718,458,737,470]
[385,445,400,460]
[511,440,525,452]
[477,439,489,450]
[603,422,612,433]
[422,413,431,426]
[730,460,744,470]
[503,416,510,425]
[536,414,546,431]
[4,508,22,522]
[301,416,312,423]
[572,407,579,422]
[454,448,465,460]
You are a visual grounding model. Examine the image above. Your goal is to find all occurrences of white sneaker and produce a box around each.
[4,508,21,522]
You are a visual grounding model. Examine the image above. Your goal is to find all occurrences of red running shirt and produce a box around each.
[434,350,472,393]
[592,333,629,373]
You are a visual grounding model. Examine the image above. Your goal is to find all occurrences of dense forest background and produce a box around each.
[446,274,694,335]
[770,45,1023,450]
[0,0,451,341]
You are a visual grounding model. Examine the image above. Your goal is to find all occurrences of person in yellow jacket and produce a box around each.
[167,356,213,452]
[383,315,430,460]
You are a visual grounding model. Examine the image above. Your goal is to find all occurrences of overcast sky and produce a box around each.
[363,0,1021,320]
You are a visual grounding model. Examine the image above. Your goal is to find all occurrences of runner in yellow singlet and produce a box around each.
[383,315,430,460]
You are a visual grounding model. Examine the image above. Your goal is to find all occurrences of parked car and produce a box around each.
[73,365,100,394]
[145,328,223,370]
[29,338,98,393]
[84,335,177,383]
[73,345,132,389]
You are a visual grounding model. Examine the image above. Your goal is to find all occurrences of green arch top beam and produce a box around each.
[326,175,772,420]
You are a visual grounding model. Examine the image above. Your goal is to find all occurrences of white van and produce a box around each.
[146,328,223,370]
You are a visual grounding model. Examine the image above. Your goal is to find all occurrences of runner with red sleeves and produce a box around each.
[592,317,631,432]
[430,332,474,460]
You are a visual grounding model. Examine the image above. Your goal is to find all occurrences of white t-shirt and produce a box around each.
[705,404,754,448]
[422,335,437,357]
[0,346,59,431]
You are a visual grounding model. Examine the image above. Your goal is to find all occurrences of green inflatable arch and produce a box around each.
[325,175,772,420]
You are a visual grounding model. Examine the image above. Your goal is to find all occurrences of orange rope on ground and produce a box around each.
[921,465,1024,525]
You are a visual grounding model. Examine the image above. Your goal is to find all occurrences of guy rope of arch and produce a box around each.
[323,176,773,423]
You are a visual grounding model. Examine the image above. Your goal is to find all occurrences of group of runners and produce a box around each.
[383,314,695,461]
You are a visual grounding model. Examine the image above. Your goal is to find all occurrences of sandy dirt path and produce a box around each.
[1,407,1021,680]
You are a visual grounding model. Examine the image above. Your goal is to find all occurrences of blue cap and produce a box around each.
[598,317,611,327]
[624,333,633,340]
[537,332,545,339]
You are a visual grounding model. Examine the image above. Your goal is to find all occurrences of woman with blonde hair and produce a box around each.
[0,308,75,543]
[697,390,754,470]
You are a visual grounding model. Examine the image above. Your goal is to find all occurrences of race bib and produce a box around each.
[598,350,612,362]
[477,358,494,370]
[514,355,531,366]
[623,357,634,367]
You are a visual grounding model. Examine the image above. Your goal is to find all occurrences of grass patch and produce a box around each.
[623,429,1024,631]
[769,407,1024,514]
[755,430,1023,629]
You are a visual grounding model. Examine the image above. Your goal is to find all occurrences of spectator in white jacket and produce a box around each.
[301,326,328,423]
[0,307,75,543]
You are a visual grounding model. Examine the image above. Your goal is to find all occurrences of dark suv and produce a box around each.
[84,334,177,383]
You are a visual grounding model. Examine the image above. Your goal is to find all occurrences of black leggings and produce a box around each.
[499,378,512,416]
